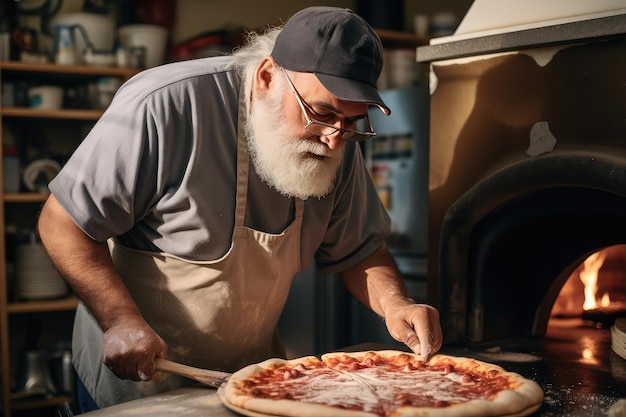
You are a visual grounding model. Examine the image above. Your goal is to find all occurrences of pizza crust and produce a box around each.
[221,350,544,417]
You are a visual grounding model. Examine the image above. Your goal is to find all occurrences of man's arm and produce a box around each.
[37,194,167,381]
[339,243,442,360]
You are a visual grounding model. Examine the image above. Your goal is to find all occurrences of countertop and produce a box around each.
[81,385,235,417]
[83,325,626,417]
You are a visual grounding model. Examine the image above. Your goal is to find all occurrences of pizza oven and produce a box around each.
[417,6,626,345]
[415,7,626,413]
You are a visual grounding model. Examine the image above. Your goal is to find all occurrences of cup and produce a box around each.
[28,86,63,110]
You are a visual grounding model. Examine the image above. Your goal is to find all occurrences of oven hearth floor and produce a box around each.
[440,317,626,416]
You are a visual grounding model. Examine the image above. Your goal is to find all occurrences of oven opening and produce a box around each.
[437,181,626,412]
[552,245,626,327]
[464,185,626,344]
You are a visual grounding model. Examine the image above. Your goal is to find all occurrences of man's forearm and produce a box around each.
[339,243,414,319]
[38,195,142,331]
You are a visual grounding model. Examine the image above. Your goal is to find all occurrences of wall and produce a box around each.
[172,0,474,43]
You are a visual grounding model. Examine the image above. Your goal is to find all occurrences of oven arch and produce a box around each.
[439,149,626,344]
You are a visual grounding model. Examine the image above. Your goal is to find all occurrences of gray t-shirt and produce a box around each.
[48,56,390,274]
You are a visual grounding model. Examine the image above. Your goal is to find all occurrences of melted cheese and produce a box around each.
[247,359,510,416]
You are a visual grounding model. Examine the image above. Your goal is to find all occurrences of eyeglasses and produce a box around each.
[280,68,377,142]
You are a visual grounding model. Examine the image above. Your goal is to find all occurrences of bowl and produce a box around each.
[22,159,62,191]
[84,49,116,67]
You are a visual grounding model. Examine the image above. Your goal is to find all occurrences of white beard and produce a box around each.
[246,77,344,200]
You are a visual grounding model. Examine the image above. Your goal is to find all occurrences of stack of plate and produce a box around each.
[15,239,67,301]
[611,317,626,361]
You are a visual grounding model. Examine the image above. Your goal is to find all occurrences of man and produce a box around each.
[37,6,442,411]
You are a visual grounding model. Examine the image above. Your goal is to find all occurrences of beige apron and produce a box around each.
[72,85,304,407]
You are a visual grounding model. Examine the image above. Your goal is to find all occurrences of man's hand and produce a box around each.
[383,301,442,361]
[339,244,443,362]
[102,313,168,381]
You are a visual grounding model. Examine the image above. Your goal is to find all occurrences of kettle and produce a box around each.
[48,350,75,395]
[51,24,92,65]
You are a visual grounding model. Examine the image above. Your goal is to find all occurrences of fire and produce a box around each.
[579,250,610,310]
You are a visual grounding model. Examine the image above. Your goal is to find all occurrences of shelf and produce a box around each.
[11,394,74,411]
[0,60,139,80]
[7,295,79,314]
[4,192,49,203]
[375,29,430,49]
[2,107,104,120]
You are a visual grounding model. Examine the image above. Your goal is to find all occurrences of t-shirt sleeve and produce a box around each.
[48,74,164,242]
[48,60,240,257]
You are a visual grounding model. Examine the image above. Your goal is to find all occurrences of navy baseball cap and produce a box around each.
[271,6,390,115]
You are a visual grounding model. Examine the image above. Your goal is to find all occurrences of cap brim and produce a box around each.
[316,73,391,115]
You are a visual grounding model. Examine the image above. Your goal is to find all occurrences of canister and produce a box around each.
[2,145,19,192]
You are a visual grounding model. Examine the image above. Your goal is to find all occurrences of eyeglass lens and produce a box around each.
[281,68,376,141]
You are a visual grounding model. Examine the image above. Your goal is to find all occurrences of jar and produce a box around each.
[2,145,19,192]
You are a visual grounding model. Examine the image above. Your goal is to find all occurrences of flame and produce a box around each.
[600,292,611,307]
[579,250,607,311]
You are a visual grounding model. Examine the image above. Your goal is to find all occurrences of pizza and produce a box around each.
[219,350,543,417]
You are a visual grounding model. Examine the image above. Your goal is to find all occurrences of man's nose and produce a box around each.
[319,130,344,150]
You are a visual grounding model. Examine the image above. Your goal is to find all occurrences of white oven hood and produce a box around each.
[431,0,626,44]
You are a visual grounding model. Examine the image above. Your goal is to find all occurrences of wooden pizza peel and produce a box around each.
[155,358,231,388]
[155,359,284,416]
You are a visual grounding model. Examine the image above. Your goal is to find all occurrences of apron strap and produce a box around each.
[235,80,251,228]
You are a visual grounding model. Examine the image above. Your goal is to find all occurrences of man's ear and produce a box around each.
[254,56,277,96]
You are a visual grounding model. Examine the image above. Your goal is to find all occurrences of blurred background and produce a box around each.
[0,0,473,65]
[0,1,474,415]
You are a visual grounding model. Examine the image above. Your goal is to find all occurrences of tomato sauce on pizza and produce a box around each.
[221,350,543,417]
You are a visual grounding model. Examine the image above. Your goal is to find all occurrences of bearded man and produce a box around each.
[37,6,442,412]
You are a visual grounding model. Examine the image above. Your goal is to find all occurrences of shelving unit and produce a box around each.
[0,29,424,416]
[0,61,137,417]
